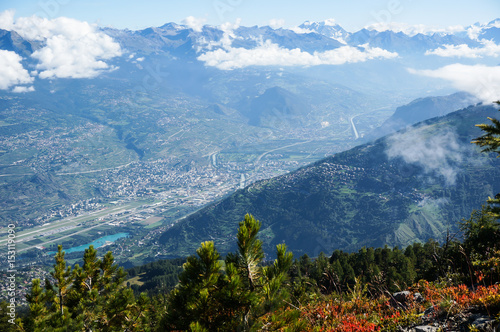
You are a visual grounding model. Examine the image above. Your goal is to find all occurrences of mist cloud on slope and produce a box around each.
[386,128,466,185]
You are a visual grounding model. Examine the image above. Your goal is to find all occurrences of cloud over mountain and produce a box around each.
[409,64,500,103]
[366,22,465,37]
[12,85,35,93]
[426,39,500,58]
[197,40,398,70]
[0,50,33,90]
[0,11,122,79]
[182,16,207,32]
[268,19,285,29]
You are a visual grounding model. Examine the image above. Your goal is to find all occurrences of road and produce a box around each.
[349,106,393,140]
[56,162,134,176]
[255,140,313,163]
[350,117,359,139]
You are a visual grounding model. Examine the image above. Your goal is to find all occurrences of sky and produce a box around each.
[1,0,499,31]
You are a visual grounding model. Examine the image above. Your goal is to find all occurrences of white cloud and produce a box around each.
[0,50,34,90]
[197,40,398,70]
[0,12,122,79]
[196,19,241,51]
[409,64,500,104]
[418,197,450,208]
[0,9,14,30]
[367,22,465,37]
[269,19,285,29]
[323,18,337,26]
[290,26,314,34]
[217,19,240,48]
[12,85,35,93]
[221,19,240,31]
[467,25,482,40]
[182,16,206,32]
[386,128,465,185]
[33,34,121,79]
[464,20,500,40]
[425,39,500,58]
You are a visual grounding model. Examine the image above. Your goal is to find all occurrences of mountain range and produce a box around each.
[3,17,500,99]
[101,18,499,57]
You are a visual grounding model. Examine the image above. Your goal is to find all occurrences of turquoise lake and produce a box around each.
[48,232,129,255]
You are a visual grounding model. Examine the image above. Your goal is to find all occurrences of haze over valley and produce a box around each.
[0,3,499,285]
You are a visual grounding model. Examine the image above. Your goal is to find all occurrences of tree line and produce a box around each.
[1,104,499,331]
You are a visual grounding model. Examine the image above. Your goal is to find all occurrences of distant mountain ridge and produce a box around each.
[0,29,36,57]
[298,20,350,43]
[100,18,491,57]
[367,92,477,139]
[245,87,308,127]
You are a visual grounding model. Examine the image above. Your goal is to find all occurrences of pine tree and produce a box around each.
[160,241,223,330]
[460,206,500,259]
[70,246,136,331]
[0,301,18,331]
[25,279,47,331]
[233,213,264,291]
[70,245,101,330]
[50,245,72,316]
[299,254,312,277]
[161,214,293,331]
[472,101,500,217]
[26,245,142,331]
[261,244,293,313]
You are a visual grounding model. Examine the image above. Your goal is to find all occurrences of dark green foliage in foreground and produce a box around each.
[289,204,500,298]
[291,239,465,297]
[22,245,154,331]
[126,258,185,297]
[16,205,500,331]
[0,301,18,332]
[473,101,500,218]
[159,214,294,331]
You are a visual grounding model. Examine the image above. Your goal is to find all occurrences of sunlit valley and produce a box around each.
[1,2,500,330]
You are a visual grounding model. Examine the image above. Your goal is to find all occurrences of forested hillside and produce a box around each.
[159,104,500,257]
[6,207,500,331]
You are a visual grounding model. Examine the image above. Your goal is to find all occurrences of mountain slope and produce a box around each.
[368,92,477,139]
[245,87,308,127]
[159,104,500,257]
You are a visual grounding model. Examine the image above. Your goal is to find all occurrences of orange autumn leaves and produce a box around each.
[260,282,500,331]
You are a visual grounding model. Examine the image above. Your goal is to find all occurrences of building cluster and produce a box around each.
[0,268,50,307]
